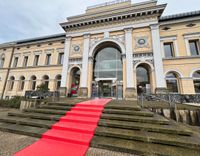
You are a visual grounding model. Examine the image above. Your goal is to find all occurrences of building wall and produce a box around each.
[1,40,64,98]
[160,20,200,94]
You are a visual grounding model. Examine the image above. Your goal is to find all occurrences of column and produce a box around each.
[87,57,94,98]
[79,34,90,97]
[124,28,136,99]
[60,36,71,97]
[150,24,166,93]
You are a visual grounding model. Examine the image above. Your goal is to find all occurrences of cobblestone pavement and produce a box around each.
[0,131,136,156]
[0,131,38,156]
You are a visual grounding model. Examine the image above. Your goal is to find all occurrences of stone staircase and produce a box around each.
[0,99,200,156]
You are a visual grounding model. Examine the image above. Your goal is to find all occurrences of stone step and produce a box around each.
[39,105,72,110]
[47,102,76,107]
[98,119,192,136]
[103,109,154,117]
[8,112,62,121]
[104,105,141,111]
[24,108,67,115]
[0,122,47,138]
[101,114,169,125]
[91,136,200,156]
[95,127,200,150]
[0,116,54,128]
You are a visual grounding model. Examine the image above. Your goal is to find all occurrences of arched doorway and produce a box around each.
[92,42,123,98]
[69,67,81,97]
[136,64,151,95]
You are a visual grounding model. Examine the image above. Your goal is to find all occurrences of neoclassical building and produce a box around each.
[0,0,200,99]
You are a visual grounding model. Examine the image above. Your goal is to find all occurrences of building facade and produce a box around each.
[0,0,200,99]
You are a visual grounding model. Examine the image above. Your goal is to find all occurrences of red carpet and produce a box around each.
[14,98,111,156]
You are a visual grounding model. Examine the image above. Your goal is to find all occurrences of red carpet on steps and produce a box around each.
[14,98,112,156]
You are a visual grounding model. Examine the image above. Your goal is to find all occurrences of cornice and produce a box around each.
[61,4,166,31]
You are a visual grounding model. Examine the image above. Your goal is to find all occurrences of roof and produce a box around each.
[160,10,200,22]
[0,33,66,48]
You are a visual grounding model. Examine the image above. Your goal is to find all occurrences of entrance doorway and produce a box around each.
[92,42,123,99]
[136,64,151,95]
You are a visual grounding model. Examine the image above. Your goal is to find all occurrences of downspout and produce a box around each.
[1,45,15,99]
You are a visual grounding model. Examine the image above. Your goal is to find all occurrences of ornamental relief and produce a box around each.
[89,35,125,50]
[134,36,150,49]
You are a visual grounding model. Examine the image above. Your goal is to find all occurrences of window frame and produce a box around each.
[13,57,19,68]
[163,42,175,58]
[33,55,40,66]
[23,56,29,67]
[45,54,51,65]
[189,39,200,56]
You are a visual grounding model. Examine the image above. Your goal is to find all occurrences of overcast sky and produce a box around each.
[0,0,199,43]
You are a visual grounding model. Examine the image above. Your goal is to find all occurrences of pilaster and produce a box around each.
[60,36,71,97]
[150,24,167,92]
[79,34,90,98]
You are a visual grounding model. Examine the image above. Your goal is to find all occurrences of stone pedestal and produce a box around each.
[59,87,67,97]
[125,88,137,100]
[79,87,88,98]
[155,88,167,94]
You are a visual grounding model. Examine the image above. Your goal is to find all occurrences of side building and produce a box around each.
[0,0,200,99]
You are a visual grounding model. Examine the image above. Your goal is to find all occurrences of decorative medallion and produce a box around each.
[74,46,80,52]
[135,36,149,48]
[138,39,146,45]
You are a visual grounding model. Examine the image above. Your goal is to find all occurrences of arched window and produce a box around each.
[9,76,15,91]
[193,71,200,93]
[55,75,61,90]
[166,72,179,93]
[30,75,37,90]
[136,64,151,94]
[19,76,25,91]
[0,54,5,68]
[69,67,80,97]
[43,75,49,88]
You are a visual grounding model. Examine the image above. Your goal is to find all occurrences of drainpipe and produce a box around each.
[1,45,15,99]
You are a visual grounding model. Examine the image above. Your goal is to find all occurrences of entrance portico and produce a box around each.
[60,0,167,99]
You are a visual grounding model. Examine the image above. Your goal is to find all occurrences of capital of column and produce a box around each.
[83,33,90,39]
[124,27,133,33]
[121,53,126,60]
[88,56,94,63]
[150,24,159,30]
[65,36,72,41]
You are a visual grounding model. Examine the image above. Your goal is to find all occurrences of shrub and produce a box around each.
[0,96,24,108]
[36,83,50,92]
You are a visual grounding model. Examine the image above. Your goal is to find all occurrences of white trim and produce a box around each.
[174,39,179,57]
[134,61,154,71]
[68,65,82,74]
[61,37,71,87]
[80,34,90,88]
[125,28,135,88]
[150,24,166,88]
[164,69,184,78]
[66,19,158,37]
[184,32,200,39]
[190,68,200,77]
[160,36,177,41]
[184,38,191,56]
[89,38,126,57]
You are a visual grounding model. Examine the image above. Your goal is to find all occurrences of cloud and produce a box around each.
[0,0,199,43]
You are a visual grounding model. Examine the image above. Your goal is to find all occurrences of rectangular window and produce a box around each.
[34,55,39,66]
[58,53,64,65]
[189,40,199,56]
[46,54,51,65]
[23,56,28,67]
[13,57,18,67]
[164,42,174,58]
[0,58,5,68]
